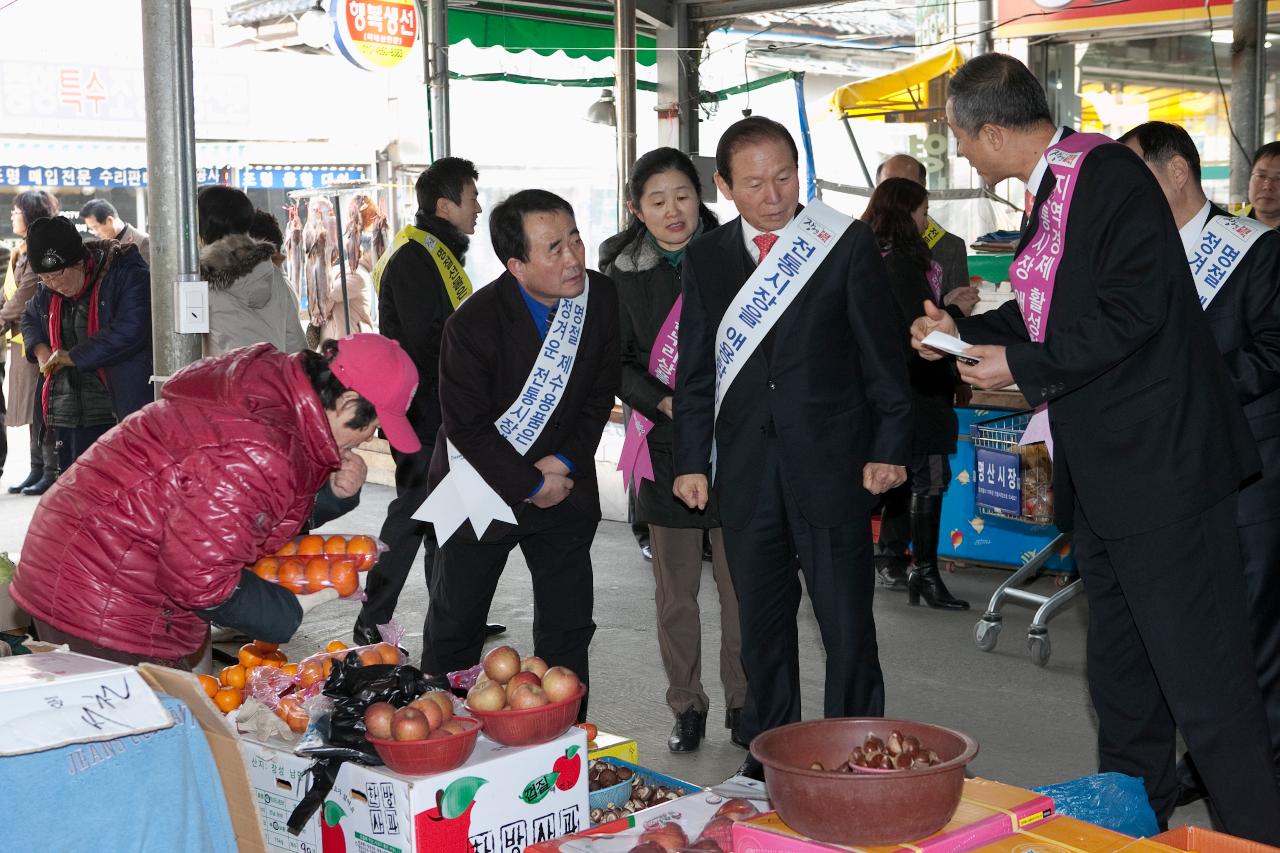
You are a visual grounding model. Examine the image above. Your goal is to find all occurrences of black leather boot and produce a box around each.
[667,707,706,753]
[8,468,42,494]
[21,473,56,496]
[907,494,969,610]
[726,707,749,748]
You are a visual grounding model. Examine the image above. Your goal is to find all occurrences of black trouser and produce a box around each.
[422,499,598,704]
[1239,515,1280,767]
[55,423,112,472]
[876,483,910,557]
[721,438,884,743]
[1073,495,1280,843]
[30,375,56,476]
[359,443,436,631]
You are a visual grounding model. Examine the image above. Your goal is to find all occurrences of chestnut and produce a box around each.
[886,730,904,755]
[863,735,884,754]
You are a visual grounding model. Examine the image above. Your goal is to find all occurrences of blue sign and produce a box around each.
[975,446,1022,516]
[238,167,365,190]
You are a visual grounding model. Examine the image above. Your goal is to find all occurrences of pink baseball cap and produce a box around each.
[329,333,422,454]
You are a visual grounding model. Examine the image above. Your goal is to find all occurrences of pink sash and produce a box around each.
[1010,132,1112,451]
[618,295,682,492]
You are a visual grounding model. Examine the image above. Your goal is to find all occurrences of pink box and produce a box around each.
[733,778,1055,853]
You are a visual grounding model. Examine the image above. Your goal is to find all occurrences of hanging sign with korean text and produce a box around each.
[331,0,421,72]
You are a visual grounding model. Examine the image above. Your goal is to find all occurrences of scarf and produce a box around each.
[41,252,109,420]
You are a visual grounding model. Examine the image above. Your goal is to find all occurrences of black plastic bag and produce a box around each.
[288,655,431,833]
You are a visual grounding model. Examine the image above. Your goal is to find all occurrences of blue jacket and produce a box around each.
[21,241,153,422]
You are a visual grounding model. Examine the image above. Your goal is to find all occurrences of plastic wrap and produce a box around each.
[1032,772,1159,837]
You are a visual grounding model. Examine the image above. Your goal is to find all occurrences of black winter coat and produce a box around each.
[883,250,958,456]
[604,230,721,528]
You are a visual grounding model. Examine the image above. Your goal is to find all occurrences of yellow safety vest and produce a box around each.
[373,225,471,310]
[923,217,946,250]
[2,253,21,349]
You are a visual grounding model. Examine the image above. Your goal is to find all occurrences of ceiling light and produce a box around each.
[586,89,617,126]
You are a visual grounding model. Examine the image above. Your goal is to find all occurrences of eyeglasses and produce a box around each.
[1250,172,1280,187]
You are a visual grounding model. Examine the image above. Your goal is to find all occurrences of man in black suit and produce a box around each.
[421,190,619,700]
[911,54,1280,841]
[673,116,913,779]
[1120,120,1280,808]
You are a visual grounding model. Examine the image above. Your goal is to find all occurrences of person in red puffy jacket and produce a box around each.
[10,334,422,668]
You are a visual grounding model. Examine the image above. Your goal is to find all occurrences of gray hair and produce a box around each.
[948,53,1052,137]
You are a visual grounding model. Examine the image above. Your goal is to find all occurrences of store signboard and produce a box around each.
[0,166,364,190]
[996,0,1280,38]
[975,446,1023,516]
[331,0,420,72]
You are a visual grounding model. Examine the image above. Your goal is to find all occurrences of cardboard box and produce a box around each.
[0,650,173,756]
[969,816,1182,853]
[139,664,268,853]
[241,727,590,852]
[1153,827,1280,853]
[588,731,638,764]
[733,778,1055,853]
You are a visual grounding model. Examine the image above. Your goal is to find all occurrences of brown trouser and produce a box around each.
[649,525,748,715]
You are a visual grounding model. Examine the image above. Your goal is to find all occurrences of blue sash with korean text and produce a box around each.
[713,200,854,418]
[414,282,591,545]
[1189,214,1269,310]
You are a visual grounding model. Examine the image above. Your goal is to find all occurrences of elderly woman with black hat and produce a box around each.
[19,215,153,471]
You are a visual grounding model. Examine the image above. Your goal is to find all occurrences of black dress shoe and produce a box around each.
[668,708,706,753]
[726,707,750,748]
[352,620,382,646]
[735,756,766,782]
[8,469,42,494]
[21,474,55,496]
[875,557,909,590]
[640,543,653,562]
[485,623,506,637]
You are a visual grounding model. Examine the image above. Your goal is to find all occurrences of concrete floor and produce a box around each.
[0,425,1212,827]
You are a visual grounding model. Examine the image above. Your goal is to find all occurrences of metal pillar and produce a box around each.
[142,0,202,391]
[615,0,637,231]
[426,0,450,159]
[1229,0,1266,205]
[656,9,699,155]
[975,0,992,55]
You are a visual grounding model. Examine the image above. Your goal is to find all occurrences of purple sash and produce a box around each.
[1010,132,1112,451]
[618,295,682,492]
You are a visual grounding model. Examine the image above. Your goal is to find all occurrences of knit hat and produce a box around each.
[26,216,89,273]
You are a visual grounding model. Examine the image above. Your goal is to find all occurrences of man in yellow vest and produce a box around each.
[354,157,504,644]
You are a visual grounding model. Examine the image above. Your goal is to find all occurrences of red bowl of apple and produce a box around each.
[465,684,587,746]
[365,716,483,775]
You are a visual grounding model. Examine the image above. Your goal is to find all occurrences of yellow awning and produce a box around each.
[830,45,966,119]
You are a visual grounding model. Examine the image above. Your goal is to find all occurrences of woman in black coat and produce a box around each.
[601,148,747,753]
[863,178,967,611]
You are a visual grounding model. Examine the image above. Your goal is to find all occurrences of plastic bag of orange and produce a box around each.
[292,640,404,698]
[249,554,365,599]
[267,534,384,571]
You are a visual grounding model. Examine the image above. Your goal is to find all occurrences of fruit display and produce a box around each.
[248,533,386,597]
[808,729,943,773]
[462,645,586,746]
[362,690,482,775]
[616,797,759,852]
[292,640,405,693]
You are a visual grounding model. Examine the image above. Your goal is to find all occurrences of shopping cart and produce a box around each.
[969,411,1082,667]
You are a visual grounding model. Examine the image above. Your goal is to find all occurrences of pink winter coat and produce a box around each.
[11,344,341,659]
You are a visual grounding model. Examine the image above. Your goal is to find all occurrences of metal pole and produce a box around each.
[426,0,450,159]
[1229,0,1265,205]
[615,0,637,231]
[333,197,352,336]
[142,0,202,392]
[841,115,874,188]
[975,0,992,55]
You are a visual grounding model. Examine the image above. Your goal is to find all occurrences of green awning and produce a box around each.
[448,8,657,66]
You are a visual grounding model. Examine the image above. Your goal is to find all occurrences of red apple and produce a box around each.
[520,655,548,677]
[440,719,469,735]
[508,683,550,709]
[419,690,454,722]
[713,798,759,820]
[483,645,521,684]
[391,706,430,741]
[363,702,395,739]
[409,696,444,731]
[639,822,688,852]
[505,670,542,696]
[541,666,581,703]
[467,680,508,712]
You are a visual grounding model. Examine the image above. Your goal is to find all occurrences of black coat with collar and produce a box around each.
[673,214,913,529]
[956,138,1259,538]
[1200,203,1280,526]
[427,270,620,520]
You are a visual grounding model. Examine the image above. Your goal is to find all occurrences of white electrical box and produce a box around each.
[176,279,209,334]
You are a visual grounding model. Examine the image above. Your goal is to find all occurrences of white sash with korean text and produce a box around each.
[713,200,854,418]
[415,282,590,545]
[1190,215,1269,310]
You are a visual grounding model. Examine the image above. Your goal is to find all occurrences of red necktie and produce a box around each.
[753,232,778,266]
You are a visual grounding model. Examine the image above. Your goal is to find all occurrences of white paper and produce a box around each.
[922,331,979,363]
